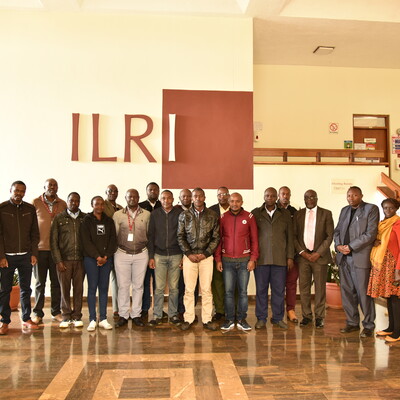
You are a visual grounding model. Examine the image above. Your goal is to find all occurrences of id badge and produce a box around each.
[127,233,134,242]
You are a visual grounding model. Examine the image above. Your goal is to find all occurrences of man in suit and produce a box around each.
[333,186,379,337]
[294,190,334,328]
[252,187,294,329]
[209,186,230,321]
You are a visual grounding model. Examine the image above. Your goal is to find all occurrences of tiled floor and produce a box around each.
[1,301,399,399]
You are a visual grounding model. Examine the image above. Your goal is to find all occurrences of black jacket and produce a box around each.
[177,205,220,257]
[139,199,161,213]
[80,212,117,259]
[0,200,39,258]
[50,210,86,263]
[148,207,183,258]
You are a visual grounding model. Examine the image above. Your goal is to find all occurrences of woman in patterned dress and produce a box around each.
[368,198,400,342]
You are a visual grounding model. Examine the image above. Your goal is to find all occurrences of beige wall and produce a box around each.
[254,64,400,181]
[0,10,253,206]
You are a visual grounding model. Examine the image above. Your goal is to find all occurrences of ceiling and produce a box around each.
[1,0,400,69]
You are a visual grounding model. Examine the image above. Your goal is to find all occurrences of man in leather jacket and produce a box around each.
[177,188,220,331]
[50,192,86,328]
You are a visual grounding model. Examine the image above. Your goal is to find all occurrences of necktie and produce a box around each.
[306,209,315,250]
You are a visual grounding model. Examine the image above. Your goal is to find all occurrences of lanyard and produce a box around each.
[127,209,137,232]
[40,195,58,219]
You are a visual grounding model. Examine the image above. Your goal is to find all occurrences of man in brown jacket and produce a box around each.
[32,178,67,324]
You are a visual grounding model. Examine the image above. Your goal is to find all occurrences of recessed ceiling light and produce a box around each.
[313,46,335,55]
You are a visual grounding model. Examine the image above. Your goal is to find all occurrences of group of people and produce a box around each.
[0,180,399,343]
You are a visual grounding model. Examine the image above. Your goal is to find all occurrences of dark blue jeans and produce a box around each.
[84,257,111,322]
[141,266,155,312]
[254,264,287,323]
[222,259,250,321]
[0,254,33,324]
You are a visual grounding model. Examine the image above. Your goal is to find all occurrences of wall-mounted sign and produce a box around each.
[331,179,355,194]
[329,122,339,134]
[392,137,400,154]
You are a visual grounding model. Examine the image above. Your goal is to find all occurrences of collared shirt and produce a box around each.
[127,207,138,219]
[303,206,317,250]
[265,204,277,218]
[194,207,204,218]
[219,204,229,215]
[44,194,56,213]
[67,209,80,219]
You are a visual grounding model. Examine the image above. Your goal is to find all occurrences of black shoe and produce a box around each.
[169,316,182,326]
[315,318,324,329]
[162,311,168,323]
[300,317,312,327]
[360,328,373,338]
[340,325,360,333]
[203,321,218,331]
[255,319,266,329]
[140,310,148,322]
[180,321,191,331]
[115,317,128,328]
[148,318,162,327]
[271,319,288,329]
[133,317,145,327]
[212,312,224,322]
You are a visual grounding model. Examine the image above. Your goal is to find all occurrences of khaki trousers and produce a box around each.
[183,255,213,324]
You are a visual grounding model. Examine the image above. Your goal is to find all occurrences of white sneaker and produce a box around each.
[87,320,97,332]
[59,320,71,328]
[99,319,113,330]
[73,320,84,328]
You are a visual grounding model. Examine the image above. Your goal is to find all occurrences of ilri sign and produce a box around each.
[71,113,156,162]
[70,89,254,189]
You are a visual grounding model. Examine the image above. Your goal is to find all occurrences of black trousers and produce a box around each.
[33,250,61,317]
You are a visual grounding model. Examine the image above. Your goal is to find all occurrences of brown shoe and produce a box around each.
[22,319,40,330]
[0,322,9,335]
[288,310,298,323]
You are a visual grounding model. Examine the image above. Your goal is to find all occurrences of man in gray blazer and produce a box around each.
[294,190,334,328]
[333,186,379,337]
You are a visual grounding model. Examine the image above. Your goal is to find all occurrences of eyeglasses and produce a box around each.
[218,193,229,197]
[304,196,317,200]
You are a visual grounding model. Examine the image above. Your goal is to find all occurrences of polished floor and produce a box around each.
[0,301,399,400]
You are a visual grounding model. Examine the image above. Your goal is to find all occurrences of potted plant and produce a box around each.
[326,251,342,309]
[10,270,20,311]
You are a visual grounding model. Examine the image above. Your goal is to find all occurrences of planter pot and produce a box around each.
[10,285,20,311]
[326,282,342,309]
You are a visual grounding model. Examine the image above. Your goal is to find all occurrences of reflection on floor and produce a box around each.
[0,302,399,399]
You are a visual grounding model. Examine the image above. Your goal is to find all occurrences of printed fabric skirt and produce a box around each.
[367,250,400,298]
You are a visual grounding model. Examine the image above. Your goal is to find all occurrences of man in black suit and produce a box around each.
[209,186,230,321]
[333,186,379,337]
[294,190,334,328]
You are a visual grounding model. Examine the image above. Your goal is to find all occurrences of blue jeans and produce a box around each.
[0,254,33,324]
[84,257,111,322]
[222,259,250,321]
[142,267,155,312]
[153,254,182,318]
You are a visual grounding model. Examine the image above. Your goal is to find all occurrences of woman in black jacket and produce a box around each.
[80,196,117,331]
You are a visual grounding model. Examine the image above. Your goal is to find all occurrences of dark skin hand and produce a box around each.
[57,262,67,272]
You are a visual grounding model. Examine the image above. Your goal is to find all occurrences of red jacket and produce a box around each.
[215,208,259,262]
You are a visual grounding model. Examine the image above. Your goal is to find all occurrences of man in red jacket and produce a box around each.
[215,193,259,331]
